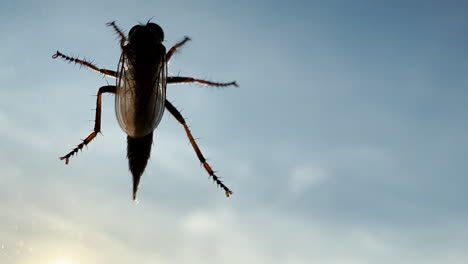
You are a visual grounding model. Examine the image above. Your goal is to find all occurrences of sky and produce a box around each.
[1,0,468,263]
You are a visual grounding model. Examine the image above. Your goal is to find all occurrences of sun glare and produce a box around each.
[50,258,74,264]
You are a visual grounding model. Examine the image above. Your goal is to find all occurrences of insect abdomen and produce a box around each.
[127,132,153,200]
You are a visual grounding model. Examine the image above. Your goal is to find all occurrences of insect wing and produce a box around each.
[115,53,167,138]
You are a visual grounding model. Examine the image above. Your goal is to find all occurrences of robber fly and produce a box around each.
[53,21,237,200]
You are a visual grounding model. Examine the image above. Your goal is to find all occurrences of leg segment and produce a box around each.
[60,85,116,164]
[166,37,191,62]
[52,51,117,77]
[106,21,127,48]
[165,100,233,197]
[168,76,238,87]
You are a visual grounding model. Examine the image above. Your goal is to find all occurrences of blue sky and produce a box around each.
[1,0,467,263]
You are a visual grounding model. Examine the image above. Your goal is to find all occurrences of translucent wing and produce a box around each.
[115,51,167,138]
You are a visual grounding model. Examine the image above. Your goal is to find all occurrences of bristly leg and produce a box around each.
[59,85,116,164]
[166,37,191,62]
[52,51,117,77]
[106,21,127,48]
[167,76,238,87]
[165,100,233,197]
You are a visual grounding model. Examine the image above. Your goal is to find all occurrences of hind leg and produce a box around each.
[165,100,233,197]
[59,85,116,164]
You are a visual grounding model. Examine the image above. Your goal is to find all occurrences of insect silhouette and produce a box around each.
[53,21,237,200]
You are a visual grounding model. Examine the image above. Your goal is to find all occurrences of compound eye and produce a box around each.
[146,23,164,41]
[128,25,143,38]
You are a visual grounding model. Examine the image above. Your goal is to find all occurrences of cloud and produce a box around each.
[289,162,328,194]
[2,163,468,264]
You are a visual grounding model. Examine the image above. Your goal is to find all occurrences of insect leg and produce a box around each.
[167,76,238,87]
[165,100,233,197]
[166,37,191,62]
[60,85,116,164]
[106,21,127,48]
[52,51,117,77]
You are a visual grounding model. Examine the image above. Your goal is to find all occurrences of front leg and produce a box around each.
[106,21,127,48]
[165,100,233,197]
[166,37,191,62]
[60,85,116,164]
